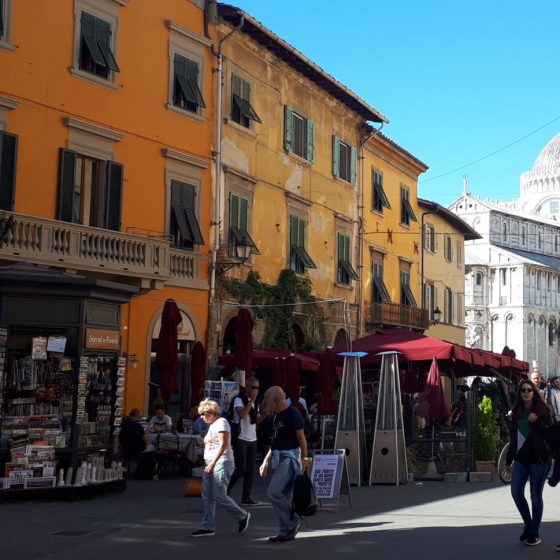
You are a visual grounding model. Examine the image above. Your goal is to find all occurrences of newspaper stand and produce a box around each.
[334,352,368,485]
[369,351,408,485]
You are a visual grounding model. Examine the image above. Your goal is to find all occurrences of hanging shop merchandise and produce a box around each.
[0,264,139,498]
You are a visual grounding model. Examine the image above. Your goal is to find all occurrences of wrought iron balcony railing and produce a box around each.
[369,301,429,330]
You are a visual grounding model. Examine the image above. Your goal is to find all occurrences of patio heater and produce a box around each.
[334,352,368,485]
[369,351,408,485]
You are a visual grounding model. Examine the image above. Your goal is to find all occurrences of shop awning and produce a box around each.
[219,348,320,372]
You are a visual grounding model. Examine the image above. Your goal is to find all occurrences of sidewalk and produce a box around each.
[2,475,560,560]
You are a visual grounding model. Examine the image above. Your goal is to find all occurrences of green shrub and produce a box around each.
[473,395,499,461]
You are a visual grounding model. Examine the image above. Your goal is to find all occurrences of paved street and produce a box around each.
[3,476,560,560]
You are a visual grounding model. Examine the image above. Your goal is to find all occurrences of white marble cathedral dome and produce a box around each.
[532,133,560,176]
[519,133,560,215]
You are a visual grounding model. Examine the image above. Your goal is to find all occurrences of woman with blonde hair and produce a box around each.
[191,399,251,538]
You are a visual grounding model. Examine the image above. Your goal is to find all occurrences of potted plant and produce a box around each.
[473,395,500,474]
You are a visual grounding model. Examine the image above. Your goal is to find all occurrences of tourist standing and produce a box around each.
[506,380,553,546]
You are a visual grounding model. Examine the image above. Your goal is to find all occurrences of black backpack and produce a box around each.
[292,471,317,518]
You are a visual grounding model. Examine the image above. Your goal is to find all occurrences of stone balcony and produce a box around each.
[0,211,207,290]
[367,301,429,331]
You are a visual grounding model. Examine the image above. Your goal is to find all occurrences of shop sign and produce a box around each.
[85,328,120,350]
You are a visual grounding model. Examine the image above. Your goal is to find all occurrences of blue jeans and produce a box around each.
[267,456,300,535]
[200,460,248,531]
[510,460,549,535]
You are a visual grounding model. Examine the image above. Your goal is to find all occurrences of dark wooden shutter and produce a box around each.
[332,135,340,177]
[104,161,123,231]
[57,148,77,222]
[229,192,240,229]
[0,131,18,211]
[239,197,248,231]
[182,183,204,245]
[95,17,119,72]
[284,106,293,152]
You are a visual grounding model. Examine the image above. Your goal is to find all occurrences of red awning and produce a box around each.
[219,348,320,372]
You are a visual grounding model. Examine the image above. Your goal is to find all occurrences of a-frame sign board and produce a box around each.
[310,449,352,511]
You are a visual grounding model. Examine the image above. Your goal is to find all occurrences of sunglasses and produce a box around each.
[520,388,533,394]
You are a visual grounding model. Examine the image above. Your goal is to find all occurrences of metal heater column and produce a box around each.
[334,352,368,485]
[369,351,408,485]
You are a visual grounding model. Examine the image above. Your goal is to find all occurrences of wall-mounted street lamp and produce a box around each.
[123,352,139,368]
[215,235,256,276]
[432,307,442,325]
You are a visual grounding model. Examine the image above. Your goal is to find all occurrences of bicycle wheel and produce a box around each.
[498,442,511,484]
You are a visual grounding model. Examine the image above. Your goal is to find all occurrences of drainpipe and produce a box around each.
[208,12,244,369]
[357,122,383,338]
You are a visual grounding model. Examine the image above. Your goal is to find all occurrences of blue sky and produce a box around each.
[228,1,560,206]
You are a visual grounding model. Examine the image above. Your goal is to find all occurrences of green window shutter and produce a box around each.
[95,18,119,72]
[182,183,204,245]
[104,161,123,231]
[57,148,77,222]
[241,78,250,102]
[337,233,344,262]
[229,192,240,229]
[297,216,305,248]
[306,120,314,163]
[332,135,340,177]
[0,131,18,211]
[284,106,293,152]
[0,0,5,38]
[350,146,357,185]
[239,197,248,231]
[290,215,297,247]
[232,74,241,97]
[81,12,106,67]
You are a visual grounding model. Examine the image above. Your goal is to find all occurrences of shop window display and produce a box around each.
[0,329,125,493]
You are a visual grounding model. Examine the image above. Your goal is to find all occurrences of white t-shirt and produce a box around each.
[233,397,257,442]
[203,417,234,465]
[149,414,172,432]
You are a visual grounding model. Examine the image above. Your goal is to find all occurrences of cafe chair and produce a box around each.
[156,432,181,477]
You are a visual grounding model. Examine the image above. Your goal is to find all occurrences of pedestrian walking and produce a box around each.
[191,399,251,538]
[259,386,311,543]
[506,380,553,547]
[227,377,261,505]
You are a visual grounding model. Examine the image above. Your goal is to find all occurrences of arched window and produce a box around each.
[333,329,350,348]
[521,226,526,245]
[476,272,482,286]
[549,323,556,346]
[538,230,543,249]
[502,222,508,242]
[555,235,559,253]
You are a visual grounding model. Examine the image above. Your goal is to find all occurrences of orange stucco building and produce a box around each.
[0,0,215,419]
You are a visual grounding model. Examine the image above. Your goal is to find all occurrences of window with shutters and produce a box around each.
[424,282,436,317]
[400,185,417,226]
[284,106,313,162]
[78,12,120,80]
[229,192,259,259]
[289,215,316,274]
[169,180,204,250]
[173,54,206,113]
[332,136,356,184]
[400,263,417,307]
[424,223,437,253]
[456,294,463,326]
[0,0,14,50]
[444,234,453,261]
[372,169,390,213]
[444,287,454,324]
[57,149,123,231]
[0,130,17,210]
[372,253,390,303]
[337,233,359,285]
[231,74,261,128]
[457,240,463,268]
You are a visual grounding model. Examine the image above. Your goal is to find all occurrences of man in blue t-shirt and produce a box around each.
[259,386,310,543]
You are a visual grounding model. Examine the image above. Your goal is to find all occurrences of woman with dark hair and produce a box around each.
[506,380,553,547]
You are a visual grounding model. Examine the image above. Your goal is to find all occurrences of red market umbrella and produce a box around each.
[317,347,337,415]
[423,357,450,421]
[155,299,181,403]
[219,348,320,372]
[235,308,254,377]
[190,341,206,408]
[286,354,300,403]
[271,357,288,388]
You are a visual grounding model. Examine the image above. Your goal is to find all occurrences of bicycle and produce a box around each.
[497,442,511,484]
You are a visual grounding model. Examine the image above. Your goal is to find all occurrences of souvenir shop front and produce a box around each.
[0,264,139,499]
